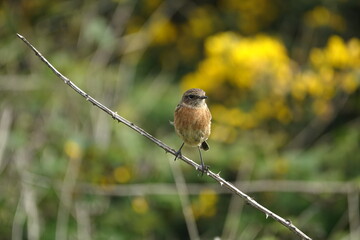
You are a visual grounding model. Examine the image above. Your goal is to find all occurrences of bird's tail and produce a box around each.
[201,141,209,151]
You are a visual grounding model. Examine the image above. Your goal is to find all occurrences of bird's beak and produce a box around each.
[200,96,208,99]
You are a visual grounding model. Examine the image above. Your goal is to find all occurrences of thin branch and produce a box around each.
[0,107,12,174]
[170,159,200,240]
[14,147,40,240]
[17,33,312,240]
[12,193,25,240]
[22,171,360,196]
[75,202,92,240]
[348,192,360,240]
[222,160,255,240]
[55,156,82,240]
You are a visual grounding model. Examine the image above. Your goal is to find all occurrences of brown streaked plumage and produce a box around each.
[173,88,212,174]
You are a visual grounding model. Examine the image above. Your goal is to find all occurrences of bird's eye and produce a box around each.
[188,95,195,99]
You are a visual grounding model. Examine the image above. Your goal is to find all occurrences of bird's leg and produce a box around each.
[174,142,185,161]
[197,146,209,176]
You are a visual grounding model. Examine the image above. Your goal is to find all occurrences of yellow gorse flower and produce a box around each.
[149,17,177,45]
[64,140,83,160]
[181,32,360,142]
[304,6,346,31]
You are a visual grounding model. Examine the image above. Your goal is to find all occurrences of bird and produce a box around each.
[173,88,212,174]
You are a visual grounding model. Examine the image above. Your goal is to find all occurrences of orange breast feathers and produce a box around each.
[174,104,212,147]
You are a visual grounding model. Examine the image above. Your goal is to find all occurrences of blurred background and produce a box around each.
[1,0,360,239]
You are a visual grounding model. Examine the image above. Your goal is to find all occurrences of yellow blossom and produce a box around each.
[274,157,289,177]
[113,166,132,183]
[132,197,149,214]
[341,73,359,94]
[291,76,307,101]
[181,32,360,142]
[310,35,360,70]
[312,100,333,117]
[193,189,218,219]
[304,6,346,31]
[254,100,273,120]
[222,0,279,34]
[327,36,352,69]
[205,32,238,57]
[210,123,237,143]
[64,140,83,160]
[188,6,215,38]
[348,38,360,66]
[149,17,177,45]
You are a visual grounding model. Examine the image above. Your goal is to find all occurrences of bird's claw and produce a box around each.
[174,150,182,161]
[197,164,210,176]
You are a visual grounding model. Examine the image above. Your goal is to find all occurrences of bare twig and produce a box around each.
[75,202,92,240]
[170,160,200,240]
[222,160,255,240]
[17,33,313,240]
[55,156,82,240]
[348,192,360,240]
[0,107,12,174]
[13,147,40,240]
[12,193,25,240]
[22,171,360,196]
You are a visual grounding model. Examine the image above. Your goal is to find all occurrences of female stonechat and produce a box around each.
[174,88,212,174]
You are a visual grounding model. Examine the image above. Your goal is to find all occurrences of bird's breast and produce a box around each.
[174,105,211,146]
